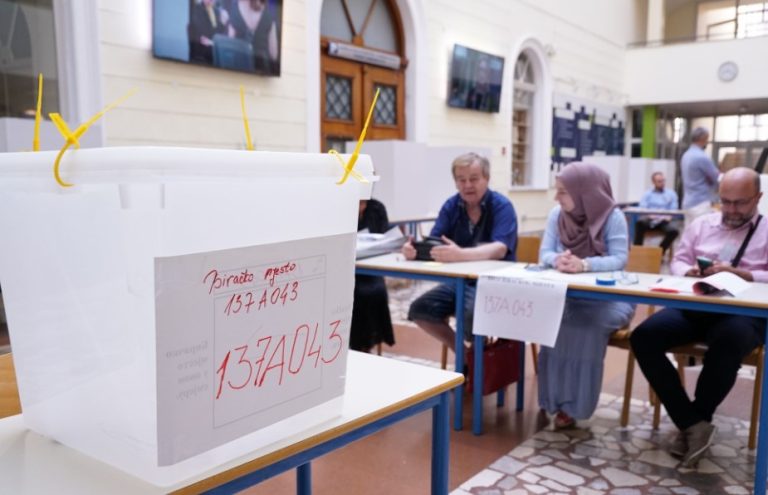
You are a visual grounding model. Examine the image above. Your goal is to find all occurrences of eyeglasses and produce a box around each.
[612,271,639,285]
[720,194,759,208]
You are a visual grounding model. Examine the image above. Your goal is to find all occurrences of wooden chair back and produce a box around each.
[609,245,663,426]
[0,353,21,418]
[516,236,541,264]
[625,245,663,274]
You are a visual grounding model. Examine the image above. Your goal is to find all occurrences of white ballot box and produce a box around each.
[0,147,375,485]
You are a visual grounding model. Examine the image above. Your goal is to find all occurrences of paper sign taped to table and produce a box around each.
[155,232,355,465]
[473,271,567,347]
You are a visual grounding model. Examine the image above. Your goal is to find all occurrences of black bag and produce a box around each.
[466,339,521,395]
[413,236,446,261]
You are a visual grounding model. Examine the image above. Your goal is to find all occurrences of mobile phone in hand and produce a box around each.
[696,256,713,272]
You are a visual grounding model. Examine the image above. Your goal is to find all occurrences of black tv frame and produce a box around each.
[152,0,283,77]
[447,44,504,114]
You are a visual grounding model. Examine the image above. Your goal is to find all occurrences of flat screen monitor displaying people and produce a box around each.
[153,0,282,76]
[447,45,504,113]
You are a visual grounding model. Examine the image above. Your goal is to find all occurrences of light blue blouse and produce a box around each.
[539,206,628,272]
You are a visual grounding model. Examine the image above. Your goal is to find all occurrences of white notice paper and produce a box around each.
[473,270,568,347]
[155,233,355,465]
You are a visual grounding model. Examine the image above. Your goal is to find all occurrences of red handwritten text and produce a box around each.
[223,281,299,316]
[203,269,254,295]
[264,262,297,287]
[215,320,343,399]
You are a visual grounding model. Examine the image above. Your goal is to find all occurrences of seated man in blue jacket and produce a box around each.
[401,152,518,351]
[633,171,680,255]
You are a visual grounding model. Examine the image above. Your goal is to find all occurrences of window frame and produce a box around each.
[0,0,104,150]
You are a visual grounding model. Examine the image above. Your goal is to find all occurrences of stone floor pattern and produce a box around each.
[452,393,756,495]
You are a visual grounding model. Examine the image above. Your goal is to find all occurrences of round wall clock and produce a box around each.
[718,61,739,82]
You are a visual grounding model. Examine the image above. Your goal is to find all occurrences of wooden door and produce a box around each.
[321,56,405,152]
[321,55,363,153]
[363,64,404,141]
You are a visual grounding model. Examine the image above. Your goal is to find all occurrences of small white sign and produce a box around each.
[473,271,568,347]
[155,233,355,465]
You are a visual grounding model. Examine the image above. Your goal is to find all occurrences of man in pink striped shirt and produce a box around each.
[631,167,767,468]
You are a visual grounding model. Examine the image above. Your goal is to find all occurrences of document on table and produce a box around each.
[473,266,567,347]
[356,227,407,259]
[692,271,751,296]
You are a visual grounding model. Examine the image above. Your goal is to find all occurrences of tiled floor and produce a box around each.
[240,278,761,494]
[453,393,757,495]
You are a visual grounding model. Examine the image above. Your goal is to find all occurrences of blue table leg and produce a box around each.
[297,463,311,495]
[453,279,465,431]
[754,319,768,495]
[627,212,637,244]
[473,334,484,435]
[431,391,450,495]
[516,341,525,412]
[497,388,505,408]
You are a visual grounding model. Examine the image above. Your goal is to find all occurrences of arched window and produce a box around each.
[319,0,405,152]
[510,42,551,189]
[512,52,536,186]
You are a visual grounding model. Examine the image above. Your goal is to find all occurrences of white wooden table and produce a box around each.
[0,352,463,494]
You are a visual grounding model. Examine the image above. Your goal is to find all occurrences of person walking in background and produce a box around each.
[633,171,680,255]
[681,127,719,210]
[537,162,635,430]
[403,152,518,352]
[631,167,767,468]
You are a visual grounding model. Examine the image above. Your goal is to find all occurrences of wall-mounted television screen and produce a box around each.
[447,45,504,113]
[153,0,283,77]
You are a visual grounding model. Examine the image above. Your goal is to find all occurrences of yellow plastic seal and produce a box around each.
[330,87,380,185]
[32,73,43,152]
[49,88,138,188]
[240,86,255,151]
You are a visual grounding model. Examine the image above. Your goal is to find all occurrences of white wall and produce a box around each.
[98,0,308,151]
[586,155,676,204]
[422,0,636,191]
[92,0,638,199]
[625,36,768,105]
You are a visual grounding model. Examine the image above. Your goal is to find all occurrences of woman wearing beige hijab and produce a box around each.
[538,162,635,429]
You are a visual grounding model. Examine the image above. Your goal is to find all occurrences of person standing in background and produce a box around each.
[681,127,719,210]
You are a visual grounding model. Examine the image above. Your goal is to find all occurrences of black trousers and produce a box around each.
[630,308,764,430]
[633,219,679,251]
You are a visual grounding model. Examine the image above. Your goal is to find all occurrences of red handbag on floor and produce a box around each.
[466,339,521,395]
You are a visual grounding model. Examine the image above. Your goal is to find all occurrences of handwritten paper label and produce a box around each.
[155,233,355,465]
[473,271,567,347]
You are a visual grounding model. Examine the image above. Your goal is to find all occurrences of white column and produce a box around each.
[647,0,666,44]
